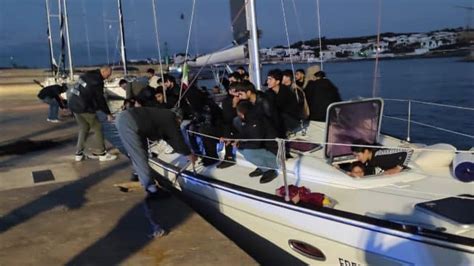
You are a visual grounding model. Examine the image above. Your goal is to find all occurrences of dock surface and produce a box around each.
[0,75,256,265]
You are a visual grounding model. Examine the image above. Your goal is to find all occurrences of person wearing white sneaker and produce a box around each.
[68,66,116,162]
[37,83,68,122]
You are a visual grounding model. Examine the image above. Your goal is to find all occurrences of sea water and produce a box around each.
[109,57,473,149]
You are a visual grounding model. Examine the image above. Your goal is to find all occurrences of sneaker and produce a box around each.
[150,227,168,238]
[249,168,264,177]
[47,118,61,123]
[216,160,236,169]
[75,152,85,162]
[130,172,139,182]
[99,152,118,162]
[259,170,278,184]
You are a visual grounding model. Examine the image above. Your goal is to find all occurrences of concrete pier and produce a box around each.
[0,72,256,265]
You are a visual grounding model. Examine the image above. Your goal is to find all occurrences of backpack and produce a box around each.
[67,78,88,113]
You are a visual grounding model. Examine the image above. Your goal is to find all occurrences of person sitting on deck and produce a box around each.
[162,74,180,109]
[295,69,305,88]
[351,140,413,175]
[234,101,279,184]
[145,68,159,89]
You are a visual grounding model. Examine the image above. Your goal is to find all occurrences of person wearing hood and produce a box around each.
[304,66,342,122]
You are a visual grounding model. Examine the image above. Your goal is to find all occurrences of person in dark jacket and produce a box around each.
[70,66,117,162]
[265,69,301,135]
[116,107,196,196]
[37,83,68,122]
[234,101,279,184]
[304,70,342,122]
[162,74,180,108]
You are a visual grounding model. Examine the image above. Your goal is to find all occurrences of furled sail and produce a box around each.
[186,45,247,67]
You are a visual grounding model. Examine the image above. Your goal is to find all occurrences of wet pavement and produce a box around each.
[0,81,256,265]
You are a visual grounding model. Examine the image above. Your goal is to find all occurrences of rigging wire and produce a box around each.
[316,0,324,70]
[151,0,165,94]
[290,0,308,66]
[280,0,296,81]
[102,2,110,64]
[80,0,92,65]
[178,0,197,107]
[372,0,382,97]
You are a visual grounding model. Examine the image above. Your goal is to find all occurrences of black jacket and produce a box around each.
[305,79,341,122]
[128,107,191,156]
[237,110,278,154]
[77,70,111,114]
[37,84,67,108]
[165,84,180,109]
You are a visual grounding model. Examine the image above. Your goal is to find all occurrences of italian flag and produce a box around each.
[181,63,189,90]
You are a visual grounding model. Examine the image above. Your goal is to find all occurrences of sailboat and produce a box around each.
[146,0,474,264]
[42,0,77,87]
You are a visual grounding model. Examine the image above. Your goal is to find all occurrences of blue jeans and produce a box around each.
[239,148,278,171]
[116,110,153,189]
[42,97,59,120]
[97,111,128,156]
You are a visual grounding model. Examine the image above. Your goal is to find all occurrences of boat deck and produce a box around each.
[150,121,474,240]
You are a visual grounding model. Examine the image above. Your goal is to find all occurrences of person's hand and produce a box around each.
[383,166,403,175]
[107,114,115,122]
[232,96,240,108]
[188,154,197,163]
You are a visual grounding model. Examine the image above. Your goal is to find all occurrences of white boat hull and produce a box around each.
[149,158,474,265]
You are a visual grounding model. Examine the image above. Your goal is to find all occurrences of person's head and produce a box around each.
[118,79,128,90]
[295,69,305,82]
[146,68,155,78]
[282,69,293,86]
[314,71,326,79]
[212,86,220,94]
[266,69,282,91]
[60,83,68,93]
[228,72,242,84]
[163,74,176,89]
[155,86,164,103]
[100,66,112,80]
[236,66,246,75]
[351,140,374,163]
[235,80,257,100]
[303,65,320,87]
[242,71,250,80]
[135,86,158,107]
[350,161,366,177]
[236,100,253,120]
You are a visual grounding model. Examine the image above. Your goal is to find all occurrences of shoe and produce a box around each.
[75,152,85,162]
[130,172,139,182]
[99,152,117,161]
[216,160,235,169]
[87,152,117,161]
[150,227,169,238]
[259,170,278,184]
[47,118,61,123]
[249,168,264,177]
[202,158,219,167]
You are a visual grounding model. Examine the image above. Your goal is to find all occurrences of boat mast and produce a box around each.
[45,0,56,75]
[62,0,74,79]
[117,0,128,75]
[246,0,262,90]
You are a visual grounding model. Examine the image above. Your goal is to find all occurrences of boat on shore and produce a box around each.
[143,0,473,264]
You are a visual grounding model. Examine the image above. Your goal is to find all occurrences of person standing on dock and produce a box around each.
[67,66,117,162]
[37,83,68,123]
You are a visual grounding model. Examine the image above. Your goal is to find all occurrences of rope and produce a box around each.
[183,0,196,71]
[384,98,474,111]
[383,115,474,140]
[173,2,247,108]
[290,0,307,66]
[151,0,165,100]
[315,0,324,70]
[371,0,382,97]
[280,0,296,78]
[187,129,474,154]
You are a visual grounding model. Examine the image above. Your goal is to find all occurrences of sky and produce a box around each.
[0,0,471,67]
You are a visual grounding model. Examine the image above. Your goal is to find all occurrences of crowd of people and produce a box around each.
[37,64,413,200]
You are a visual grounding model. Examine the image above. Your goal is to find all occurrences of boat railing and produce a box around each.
[179,129,472,203]
[383,98,474,141]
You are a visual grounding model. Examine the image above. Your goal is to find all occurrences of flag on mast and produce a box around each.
[181,63,189,90]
